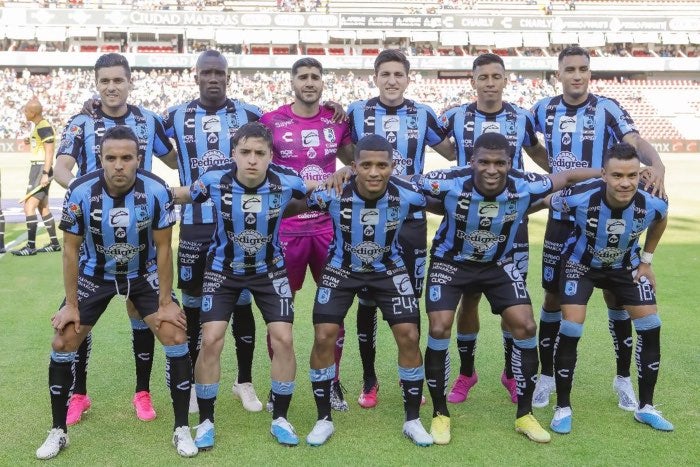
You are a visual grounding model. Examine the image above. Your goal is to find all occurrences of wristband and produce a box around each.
[640,251,653,264]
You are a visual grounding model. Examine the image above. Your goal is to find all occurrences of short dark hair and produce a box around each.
[558,45,590,64]
[292,57,323,76]
[94,53,131,80]
[196,49,228,71]
[374,49,410,75]
[472,53,505,72]
[232,122,273,151]
[354,134,393,161]
[604,142,639,166]
[100,125,139,154]
[473,132,511,159]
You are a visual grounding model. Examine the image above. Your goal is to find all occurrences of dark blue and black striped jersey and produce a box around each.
[416,167,553,264]
[163,98,262,225]
[58,169,176,280]
[57,105,173,176]
[307,176,425,272]
[190,162,306,276]
[550,179,668,269]
[347,97,448,177]
[440,102,538,170]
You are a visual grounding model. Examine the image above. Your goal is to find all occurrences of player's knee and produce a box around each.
[200,326,226,354]
[510,318,537,340]
[428,315,453,339]
[51,334,79,353]
[270,328,294,352]
[154,322,187,346]
[314,323,339,346]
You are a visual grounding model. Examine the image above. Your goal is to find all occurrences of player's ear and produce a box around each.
[351,160,357,173]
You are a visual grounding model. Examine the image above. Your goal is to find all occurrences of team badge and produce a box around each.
[317,287,331,304]
[201,295,213,312]
[180,266,192,281]
[564,280,578,296]
[134,205,149,222]
[323,128,336,143]
[543,266,554,283]
[429,285,441,302]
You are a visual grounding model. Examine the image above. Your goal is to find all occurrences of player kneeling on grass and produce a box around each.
[304,134,433,447]
[417,132,601,445]
[36,126,196,460]
[171,122,314,450]
[534,143,673,434]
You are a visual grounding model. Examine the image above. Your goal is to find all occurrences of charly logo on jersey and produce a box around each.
[558,116,577,133]
[551,151,589,172]
[461,230,506,251]
[360,208,379,225]
[300,165,327,182]
[594,247,624,264]
[231,230,272,255]
[109,208,130,227]
[392,274,413,295]
[481,122,501,133]
[502,263,523,282]
[202,115,222,133]
[348,241,391,263]
[606,219,626,235]
[241,194,262,213]
[382,115,400,132]
[96,243,145,264]
[302,129,320,147]
[478,201,499,218]
[323,128,336,143]
[191,149,228,169]
[272,277,292,298]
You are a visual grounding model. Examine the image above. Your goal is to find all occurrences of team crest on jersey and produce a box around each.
[134,205,149,222]
[302,129,320,147]
[134,123,149,142]
[180,266,192,281]
[429,285,441,302]
[392,274,413,296]
[323,128,336,143]
[109,208,130,227]
[317,287,331,304]
[406,116,418,130]
[544,266,554,282]
[201,295,213,312]
[269,193,282,208]
[564,280,577,296]
[202,115,222,133]
[387,207,400,221]
[241,194,262,213]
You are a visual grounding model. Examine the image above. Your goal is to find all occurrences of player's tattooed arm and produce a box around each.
[431,137,457,161]
[622,132,665,198]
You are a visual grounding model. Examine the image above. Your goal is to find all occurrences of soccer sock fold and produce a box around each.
[131,319,154,393]
[456,333,477,377]
[164,344,191,429]
[513,337,539,418]
[195,382,219,425]
[42,213,59,245]
[49,351,76,431]
[271,381,294,420]
[425,336,450,418]
[26,214,38,248]
[633,315,662,407]
[182,293,201,377]
[231,296,255,384]
[399,365,425,421]
[334,324,345,383]
[72,331,92,395]
[357,301,378,388]
[502,331,514,378]
[608,308,633,378]
[553,320,583,409]
[538,308,562,377]
[310,365,335,421]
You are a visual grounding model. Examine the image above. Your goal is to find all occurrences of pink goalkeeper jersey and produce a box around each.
[261,104,351,236]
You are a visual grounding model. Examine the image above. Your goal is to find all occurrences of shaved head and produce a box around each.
[23,98,43,122]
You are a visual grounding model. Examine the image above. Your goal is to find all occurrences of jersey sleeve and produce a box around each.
[413,167,466,201]
[549,181,593,214]
[649,193,669,221]
[603,98,638,140]
[338,120,352,147]
[523,171,554,204]
[347,101,362,143]
[424,105,449,146]
[58,187,85,235]
[405,182,427,214]
[152,183,177,230]
[190,174,212,204]
[151,113,174,158]
[162,106,176,138]
[530,100,545,133]
[307,185,333,212]
[37,124,55,144]
[56,116,85,160]
[522,110,538,148]
[241,101,263,121]
[290,174,307,199]
[439,107,457,139]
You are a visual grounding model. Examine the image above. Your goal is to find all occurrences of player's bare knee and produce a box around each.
[428,312,453,339]
[154,323,186,346]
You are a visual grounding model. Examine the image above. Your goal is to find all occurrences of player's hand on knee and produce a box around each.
[154,301,187,331]
[634,264,657,292]
[52,304,80,335]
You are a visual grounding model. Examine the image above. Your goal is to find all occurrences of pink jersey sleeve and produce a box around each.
[263,105,350,236]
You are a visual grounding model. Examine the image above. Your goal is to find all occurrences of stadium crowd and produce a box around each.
[0,67,559,139]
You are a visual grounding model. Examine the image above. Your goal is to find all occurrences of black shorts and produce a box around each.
[177,223,215,291]
[61,270,179,327]
[541,217,575,292]
[313,264,420,326]
[426,258,531,315]
[200,267,294,325]
[559,260,656,307]
[27,162,51,201]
